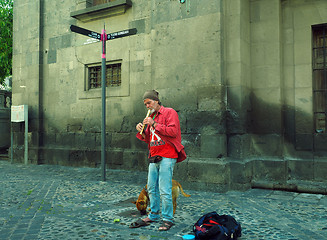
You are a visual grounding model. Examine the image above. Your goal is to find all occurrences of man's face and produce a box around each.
[144,98,159,112]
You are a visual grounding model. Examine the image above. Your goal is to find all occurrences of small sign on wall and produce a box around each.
[11,105,28,122]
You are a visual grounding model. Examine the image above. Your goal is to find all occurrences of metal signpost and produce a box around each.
[70,25,137,181]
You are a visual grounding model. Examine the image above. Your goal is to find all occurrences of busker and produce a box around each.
[129,90,186,231]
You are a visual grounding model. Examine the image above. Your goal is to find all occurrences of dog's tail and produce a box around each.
[174,180,191,197]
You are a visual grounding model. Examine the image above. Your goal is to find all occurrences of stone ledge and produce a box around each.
[251,180,327,195]
[70,0,132,22]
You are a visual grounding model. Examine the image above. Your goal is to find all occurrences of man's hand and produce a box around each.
[143,117,155,126]
[136,123,143,132]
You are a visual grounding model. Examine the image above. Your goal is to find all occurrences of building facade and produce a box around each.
[12,0,327,192]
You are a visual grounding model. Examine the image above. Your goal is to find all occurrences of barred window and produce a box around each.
[88,62,121,89]
[92,0,116,6]
[313,24,327,133]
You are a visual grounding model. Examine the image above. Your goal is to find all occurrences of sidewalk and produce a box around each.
[0,160,326,240]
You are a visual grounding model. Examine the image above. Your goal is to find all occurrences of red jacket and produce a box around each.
[136,106,186,163]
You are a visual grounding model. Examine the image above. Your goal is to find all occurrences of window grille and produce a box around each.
[92,0,116,6]
[88,63,121,89]
[313,25,327,133]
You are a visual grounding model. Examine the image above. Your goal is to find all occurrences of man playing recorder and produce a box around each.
[131,90,186,231]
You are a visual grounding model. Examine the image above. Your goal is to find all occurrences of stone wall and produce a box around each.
[11,0,327,192]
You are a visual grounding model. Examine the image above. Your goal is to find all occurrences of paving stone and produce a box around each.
[0,160,327,240]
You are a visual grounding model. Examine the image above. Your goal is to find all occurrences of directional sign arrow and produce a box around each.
[70,25,137,41]
[70,25,101,39]
[107,28,137,40]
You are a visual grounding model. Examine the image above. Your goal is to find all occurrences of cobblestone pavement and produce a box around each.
[0,160,326,240]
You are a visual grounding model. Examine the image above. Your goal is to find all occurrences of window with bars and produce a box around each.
[92,0,116,6]
[313,25,327,133]
[88,62,121,89]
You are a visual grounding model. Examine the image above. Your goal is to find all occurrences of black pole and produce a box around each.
[101,25,106,181]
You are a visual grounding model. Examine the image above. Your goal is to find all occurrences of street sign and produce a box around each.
[70,25,137,41]
[11,105,27,122]
[107,28,137,40]
[70,25,101,39]
[70,24,137,182]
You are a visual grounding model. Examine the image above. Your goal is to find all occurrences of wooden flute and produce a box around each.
[140,109,151,134]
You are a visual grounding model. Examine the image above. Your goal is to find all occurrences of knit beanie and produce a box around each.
[143,90,160,101]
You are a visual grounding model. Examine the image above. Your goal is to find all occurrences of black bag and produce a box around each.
[193,211,241,240]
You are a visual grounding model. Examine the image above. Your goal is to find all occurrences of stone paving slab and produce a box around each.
[0,160,326,240]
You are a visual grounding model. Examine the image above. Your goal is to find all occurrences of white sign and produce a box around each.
[11,105,28,122]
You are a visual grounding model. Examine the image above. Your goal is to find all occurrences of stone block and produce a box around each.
[12,147,24,164]
[111,133,131,149]
[158,87,197,112]
[68,150,87,167]
[13,131,25,146]
[295,133,313,151]
[186,158,228,184]
[200,134,226,158]
[294,88,313,129]
[197,86,225,112]
[251,134,282,157]
[67,122,83,133]
[129,19,145,34]
[130,133,148,151]
[185,111,225,134]
[181,133,201,158]
[294,40,311,66]
[313,158,327,181]
[226,63,242,86]
[252,159,287,182]
[56,133,75,147]
[228,160,252,191]
[51,148,69,166]
[174,158,229,192]
[120,115,138,133]
[84,150,101,167]
[27,148,39,164]
[251,43,281,67]
[177,158,229,192]
[295,64,311,88]
[123,150,148,171]
[47,50,57,64]
[173,160,188,181]
[227,134,251,159]
[75,133,97,150]
[251,66,281,89]
[250,89,282,134]
[283,46,294,69]
[28,132,39,146]
[313,134,327,151]
[107,150,124,168]
[130,60,144,72]
[105,133,112,149]
[61,34,72,49]
[226,86,244,110]
[42,133,56,146]
[179,112,187,134]
[287,159,314,181]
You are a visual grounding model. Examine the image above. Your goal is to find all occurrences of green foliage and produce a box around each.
[0,0,13,84]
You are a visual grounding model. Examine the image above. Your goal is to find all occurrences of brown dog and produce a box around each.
[132,179,190,215]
